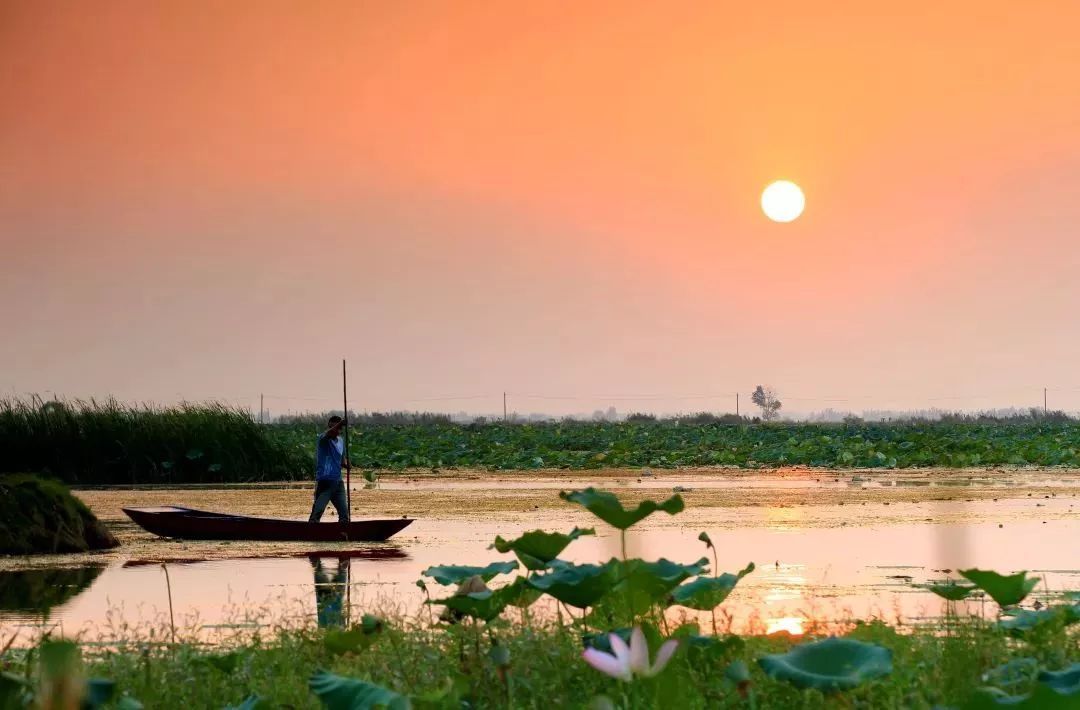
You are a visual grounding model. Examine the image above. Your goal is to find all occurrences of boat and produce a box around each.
[122,505,413,542]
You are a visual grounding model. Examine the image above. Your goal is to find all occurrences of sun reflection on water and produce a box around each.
[766,616,806,635]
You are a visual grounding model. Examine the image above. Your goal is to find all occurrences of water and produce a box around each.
[1,469,1077,643]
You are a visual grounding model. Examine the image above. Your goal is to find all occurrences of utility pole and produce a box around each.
[259,394,264,424]
[503,392,508,422]
[1044,387,1048,415]
[736,392,739,417]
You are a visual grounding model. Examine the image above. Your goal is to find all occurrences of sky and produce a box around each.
[2,1,1079,417]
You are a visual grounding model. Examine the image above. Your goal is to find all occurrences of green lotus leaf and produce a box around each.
[559,488,684,530]
[1039,663,1080,695]
[309,670,410,710]
[428,578,538,621]
[527,560,620,608]
[981,658,1038,689]
[490,528,595,570]
[428,590,508,622]
[959,569,1039,607]
[698,532,714,549]
[999,605,1080,635]
[920,581,978,601]
[421,561,518,586]
[758,637,892,691]
[964,682,1080,709]
[616,557,710,604]
[500,576,544,609]
[671,563,755,610]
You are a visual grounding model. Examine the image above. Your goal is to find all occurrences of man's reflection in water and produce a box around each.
[310,555,350,628]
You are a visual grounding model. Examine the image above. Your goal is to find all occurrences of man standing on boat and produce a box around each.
[308,415,350,524]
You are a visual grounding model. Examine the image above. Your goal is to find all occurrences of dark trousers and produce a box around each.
[309,479,350,523]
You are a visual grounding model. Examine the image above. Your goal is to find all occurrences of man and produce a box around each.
[308,415,350,523]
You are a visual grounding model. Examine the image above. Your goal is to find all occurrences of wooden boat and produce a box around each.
[122,505,413,542]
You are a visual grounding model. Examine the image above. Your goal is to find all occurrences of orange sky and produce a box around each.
[2,1,1079,415]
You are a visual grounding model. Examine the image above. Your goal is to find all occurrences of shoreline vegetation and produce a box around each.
[2,399,1079,485]
[2,485,1078,709]
[0,474,118,555]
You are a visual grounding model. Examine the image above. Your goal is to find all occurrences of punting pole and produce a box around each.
[343,359,351,511]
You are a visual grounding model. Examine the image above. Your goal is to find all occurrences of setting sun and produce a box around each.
[761,180,805,223]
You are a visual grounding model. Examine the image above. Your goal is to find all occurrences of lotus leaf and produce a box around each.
[964,683,1080,709]
[421,561,518,586]
[490,528,595,570]
[527,560,620,608]
[981,658,1038,689]
[670,563,755,610]
[429,578,538,621]
[559,488,684,530]
[309,670,410,710]
[921,581,978,601]
[999,605,1080,635]
[959,569,1039,606]
[1039,664,1080,695]
[757,637,892,691]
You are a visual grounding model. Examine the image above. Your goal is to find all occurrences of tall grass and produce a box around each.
[0,398,308,484]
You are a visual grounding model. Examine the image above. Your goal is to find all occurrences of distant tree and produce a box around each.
[751,385,782,421]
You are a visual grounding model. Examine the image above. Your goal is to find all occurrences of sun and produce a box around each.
[761,180,805,223]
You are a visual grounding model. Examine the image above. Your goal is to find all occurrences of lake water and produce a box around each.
[1,469,1077,644]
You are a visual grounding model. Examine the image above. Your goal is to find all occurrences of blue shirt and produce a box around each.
[315,435,345,482]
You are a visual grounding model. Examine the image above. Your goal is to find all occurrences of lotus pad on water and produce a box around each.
[491,527,595,570]
[421,561,518,586]
[559,488,684,530]
[959,569,1039,607]
[758,637,892,691]
[671,563,755,610]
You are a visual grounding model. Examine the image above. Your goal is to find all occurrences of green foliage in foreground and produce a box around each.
[3,616,1078,710]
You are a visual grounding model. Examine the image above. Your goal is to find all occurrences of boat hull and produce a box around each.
[123,506,413,542]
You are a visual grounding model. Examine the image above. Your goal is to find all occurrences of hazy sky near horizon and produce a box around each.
[2,1,1079,416]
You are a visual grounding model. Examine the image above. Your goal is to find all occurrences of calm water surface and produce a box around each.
[1,472,1077,643]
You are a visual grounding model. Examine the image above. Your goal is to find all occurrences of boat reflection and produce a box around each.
[121,545,408,568]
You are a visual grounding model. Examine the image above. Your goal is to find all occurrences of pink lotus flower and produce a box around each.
[582,627,679,681]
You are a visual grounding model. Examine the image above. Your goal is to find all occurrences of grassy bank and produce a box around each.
[0,399,308,484]
[0,474,118,554]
